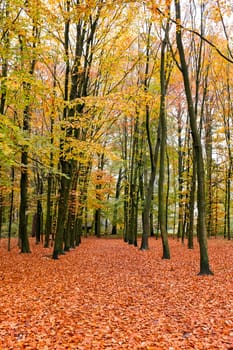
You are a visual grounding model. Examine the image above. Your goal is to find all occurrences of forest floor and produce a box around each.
[0,237,232,349]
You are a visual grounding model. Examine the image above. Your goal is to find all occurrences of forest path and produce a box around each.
[0,237,232,349]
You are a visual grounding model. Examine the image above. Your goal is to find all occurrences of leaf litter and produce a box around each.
[0,237,232,349]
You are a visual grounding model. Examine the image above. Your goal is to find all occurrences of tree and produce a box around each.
[140,20,160,250]
[174,0,213,275]
[18,2,41,253]
[111,167,122,235]
[0,0,9,239]
[157,16,171,259]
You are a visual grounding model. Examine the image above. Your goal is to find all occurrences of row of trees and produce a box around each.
[0,0,233,274]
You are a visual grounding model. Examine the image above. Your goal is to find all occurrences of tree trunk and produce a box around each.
[140,22,159,250]
[205,107,213,238]
[140,125,159,250]
[44,70,56,248]
[65,166,78,250]
[158,25,170,260]
[94,153,105,238]
[18,11,39,253]
[44,171,53,248]
[175,0,213,275]
[0,3,8,241]
[53,1,71,259]
[19,149,30,253]
[94,209,101,238]
[35,200,43,244]
[128,114,139,246]
[177,107,184,240]
[111,168,122,235]
[223,70,232,240]
[52,161,71,259]
[123,116,129,243]
[8,166,14,251]
[187,151,196,249]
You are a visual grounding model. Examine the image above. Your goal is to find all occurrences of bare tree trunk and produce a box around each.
[53,2,71,258]
[141,22,154,250]
[8,166,14,251]
[111,168,122,235]
[158,21,170,259]
[175,0,213,275]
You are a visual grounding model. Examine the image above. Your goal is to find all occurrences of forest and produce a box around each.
[1,0,233,276]
[1,1,233,349]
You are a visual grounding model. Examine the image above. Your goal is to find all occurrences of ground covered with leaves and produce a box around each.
[0,237,232,349]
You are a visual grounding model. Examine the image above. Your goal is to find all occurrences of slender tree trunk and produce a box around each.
[44,70,56,248]
[44,171,53,248]
[214,187,218,238]
[140,22,161,250]
[35,201,43,244]
[0,3,8,241]
[158,25,170,259]
[188,151,196,249]
[166,150,170,232]
[18,10,39,253]
[95,178,101,238]
[150,210,154,237]
[1,3,16,244]
[53,161,72,259]
[224,70,232,240]
[175,0,213,275]
[95,209,101,238]
[53,1,71,258]
[111,168,122,235]
[177,107,184,240]
[94,153,105,238]
[8,166,14,251]
[128,114,139,246]
[141,117,160,250]
[65,166,78,250]
[205,106,213,238]
[19,93,31,253]
[34,172,43,244]
[19,152,30,252]
[123,117,129,243]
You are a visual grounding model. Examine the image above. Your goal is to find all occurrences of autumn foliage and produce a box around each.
[0,237,232,349]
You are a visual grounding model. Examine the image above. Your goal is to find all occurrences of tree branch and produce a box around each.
[156,7,233,64]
